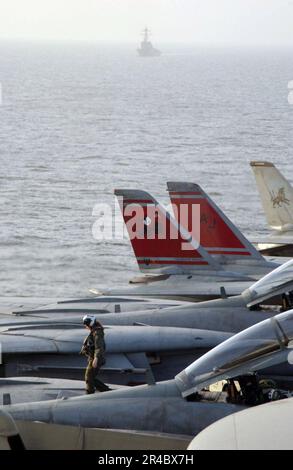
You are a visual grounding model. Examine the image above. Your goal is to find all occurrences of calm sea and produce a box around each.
[0,42,292,297]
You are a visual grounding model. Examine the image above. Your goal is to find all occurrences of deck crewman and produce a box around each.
[81,315,110,393]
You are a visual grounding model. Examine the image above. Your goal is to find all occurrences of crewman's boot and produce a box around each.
[94,378,111,392]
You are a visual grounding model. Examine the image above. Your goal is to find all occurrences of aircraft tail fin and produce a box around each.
[250,161,293,231]
[114,188,219,273]
[167,182,264,262]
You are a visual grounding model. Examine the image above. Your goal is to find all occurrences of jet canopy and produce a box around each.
[242,259,293,307]
[175,310,293,398]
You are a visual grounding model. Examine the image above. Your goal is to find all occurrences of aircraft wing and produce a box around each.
[0,325,232,355]
[14,353,156,385]
[104,279,253,301]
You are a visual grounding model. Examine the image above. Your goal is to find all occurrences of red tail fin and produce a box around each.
[115,189,218,273]
[167,182,263,261]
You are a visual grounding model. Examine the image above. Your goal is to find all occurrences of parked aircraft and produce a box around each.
[0,322,231,385]
[2,255,293,389]
[2,258,293,383]
[2,310,292,438]
[103,188,279,300]
[4,256,293,337]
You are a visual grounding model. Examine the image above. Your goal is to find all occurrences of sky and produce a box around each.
[0,0,293,46]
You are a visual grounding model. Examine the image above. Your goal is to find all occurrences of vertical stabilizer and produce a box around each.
[250,161,293,231]
[167,182,264,262]
[115,189,219,273]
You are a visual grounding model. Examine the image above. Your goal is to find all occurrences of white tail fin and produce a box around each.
[167,182,264,262]
[250,161,293,231]
[115,188,220,273]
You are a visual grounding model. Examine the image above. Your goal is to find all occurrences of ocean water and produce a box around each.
[0,42,292,297]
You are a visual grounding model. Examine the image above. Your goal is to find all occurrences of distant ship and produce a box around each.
[137,28,161,57]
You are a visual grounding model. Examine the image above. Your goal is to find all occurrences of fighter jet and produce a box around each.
[3,257,293,344]
[102,186,280,301]
[2,255,293,396]
[4,253,293,331]
[2,310,292,439]
[0,322,231,385]
[250,161,293,256]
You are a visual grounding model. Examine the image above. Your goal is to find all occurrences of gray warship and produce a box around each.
[137,28,161,57]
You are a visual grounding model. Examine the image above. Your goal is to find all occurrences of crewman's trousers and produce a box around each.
[85,358,110,393]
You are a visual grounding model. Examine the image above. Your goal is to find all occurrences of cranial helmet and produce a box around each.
[82,314,96,328]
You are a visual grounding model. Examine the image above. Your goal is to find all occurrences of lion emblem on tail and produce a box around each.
[270,187,290,208]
